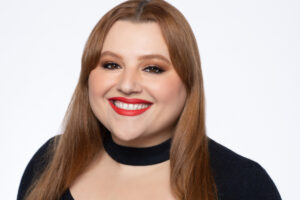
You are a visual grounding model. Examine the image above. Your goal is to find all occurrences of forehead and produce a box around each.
[101,20,170,60]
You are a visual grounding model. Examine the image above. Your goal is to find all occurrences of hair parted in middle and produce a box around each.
[24,1,218,200]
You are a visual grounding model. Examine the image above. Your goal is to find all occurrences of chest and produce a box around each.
[70,157,176,200]
[70,172,175,200]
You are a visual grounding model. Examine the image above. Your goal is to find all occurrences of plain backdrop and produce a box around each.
[0,0,299,199]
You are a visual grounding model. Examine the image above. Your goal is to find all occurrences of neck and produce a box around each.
[102,131,172,166]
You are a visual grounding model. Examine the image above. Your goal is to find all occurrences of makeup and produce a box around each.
[108,97,153,116]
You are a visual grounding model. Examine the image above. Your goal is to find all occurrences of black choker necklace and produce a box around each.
[102,131,172,166]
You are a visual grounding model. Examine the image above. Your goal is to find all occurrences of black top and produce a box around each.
[17,135,282,200]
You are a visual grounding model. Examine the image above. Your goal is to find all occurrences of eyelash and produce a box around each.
[101,62,165,74]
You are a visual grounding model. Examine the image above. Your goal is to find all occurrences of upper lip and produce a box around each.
[108,97,153,104]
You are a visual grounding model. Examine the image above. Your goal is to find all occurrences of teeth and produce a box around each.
[114,100,150,110]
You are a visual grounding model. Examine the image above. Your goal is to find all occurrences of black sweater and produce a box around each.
[17,136,282,200]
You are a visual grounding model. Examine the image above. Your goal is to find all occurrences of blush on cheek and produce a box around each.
[88,68,117,96]
[157,76,186,103]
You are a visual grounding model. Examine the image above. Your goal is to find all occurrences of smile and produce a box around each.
[108,97,153,116]
[114,101,150,110]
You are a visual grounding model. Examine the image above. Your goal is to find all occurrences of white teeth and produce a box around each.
[114,100,150,110]
[128,104,134,109]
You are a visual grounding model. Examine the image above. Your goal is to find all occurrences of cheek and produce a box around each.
[88,69,114,118]
[147,73,187,105]
[88,69,116,128]
[88,69,113,99]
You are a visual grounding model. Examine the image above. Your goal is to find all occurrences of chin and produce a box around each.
[110,128,144,142]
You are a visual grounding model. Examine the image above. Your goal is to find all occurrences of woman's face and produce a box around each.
[88,20,187,147]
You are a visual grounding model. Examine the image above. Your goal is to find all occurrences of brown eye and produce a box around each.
[102,62,121,70]
[144,66,164,74]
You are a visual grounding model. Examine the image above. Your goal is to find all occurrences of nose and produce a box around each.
[116,68,142,95]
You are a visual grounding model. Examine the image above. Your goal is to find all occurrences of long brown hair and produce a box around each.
[25,0,218,199]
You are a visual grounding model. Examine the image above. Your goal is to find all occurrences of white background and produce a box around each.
[0,0,299,199]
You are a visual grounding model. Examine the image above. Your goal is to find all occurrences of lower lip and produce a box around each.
[108,100,152,116]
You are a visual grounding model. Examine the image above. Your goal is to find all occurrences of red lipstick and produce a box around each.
[108,97,153,116]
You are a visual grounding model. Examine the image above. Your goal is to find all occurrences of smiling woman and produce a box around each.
[17,0,281,200]
[88,21,187,147]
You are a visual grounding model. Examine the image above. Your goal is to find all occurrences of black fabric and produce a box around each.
[103,131,171,166]
[17,137,55,200]
[17,135,282,200]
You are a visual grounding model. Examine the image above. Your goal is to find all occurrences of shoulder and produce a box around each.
[208,137,282,200]
[17,135,60,200]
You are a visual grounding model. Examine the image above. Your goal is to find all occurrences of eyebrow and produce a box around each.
[100,51,171,65]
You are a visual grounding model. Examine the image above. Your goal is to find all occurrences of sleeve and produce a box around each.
[17,137,57,200]
[208,138,282,200]
[239,161,282,200]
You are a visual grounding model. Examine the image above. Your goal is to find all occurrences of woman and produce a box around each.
[17,0,281,199]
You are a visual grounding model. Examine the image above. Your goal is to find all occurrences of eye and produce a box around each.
[102,62,121,70]
[143,66,164,74]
